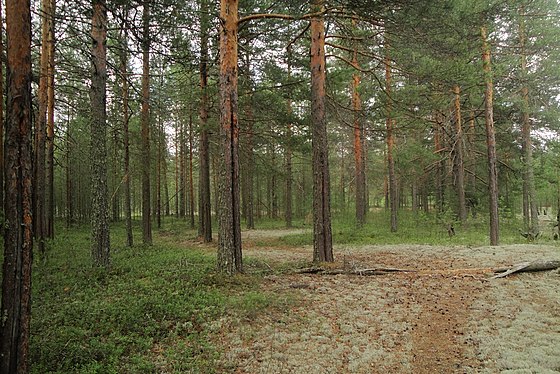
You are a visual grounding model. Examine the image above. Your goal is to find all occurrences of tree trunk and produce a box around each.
[285,48,293,228]
[188,113,195,228]
[156,107,162,229]
[242,49,255,229]
[90,0,111,266]
[310,0,333,263]
[141,0,152,245]
[34,0,49,258]
[385,32,398,232]
[179,119,186,218]
[0,0,4,220]
[120,16,133,246]
[0,1,33,371]
[217,0,242,274]
[519,10,539,234]
[452,85,467,223]
[352,44,366,226]
[434,112,445,213]
[482,26,499,246]
[198,0,212,242]
[65,104,73,228]
[45,0,55,240]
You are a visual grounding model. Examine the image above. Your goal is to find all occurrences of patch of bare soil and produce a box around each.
[211,237,560,373]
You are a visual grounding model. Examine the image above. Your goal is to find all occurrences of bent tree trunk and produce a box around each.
[482,26,499,245]
[310,0,333,263]
[217,0,242,274]
[1,0,34,372]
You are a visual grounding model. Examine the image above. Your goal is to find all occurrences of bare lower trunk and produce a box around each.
[120,18,133,246]
[45,0,55,240]
[198,0,212,242]
[217,0,242,274]
[452,85,467,223]
[310,0,333,263]
[0,1,33,371]
[90,0,111,266]
[198,126,212,241]
[385,33,397,232]
[352,46,366,226]
[482,26,499,245]
[188,115,195,228]
[285,49,293,228]
[519,10,538,234]
[141,0,152,245]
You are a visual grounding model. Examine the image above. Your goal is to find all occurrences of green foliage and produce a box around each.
[28,223,277,374]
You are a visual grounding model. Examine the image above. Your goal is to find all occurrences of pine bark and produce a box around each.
[285,48,293,228]
[141,0,152,245]
[217,0,242,274]
[452,85,467,223]
[434,112,445,213]
[45,0,55,239]
[34,0,49,257]
[120,17,133,246]
[198,0,212,242]
[0,1,33,371]
[188,115,195,228]
[65,105,73,228]
[156,108,162,229]
[310,0,333,263]
[519,11,539,234]
[90,0,111,266]
[481,26,499,246]
[385,33,398,232]
[352,44,366,226]
[241,49,255,229]
[0,0,4,218]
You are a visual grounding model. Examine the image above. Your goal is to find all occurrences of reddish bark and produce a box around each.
[1,0,34,371]
[217,0,242,274]
[352,45,366,226]
[310,0,333,262]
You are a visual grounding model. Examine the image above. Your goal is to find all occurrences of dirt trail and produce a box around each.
[211,236,560,373]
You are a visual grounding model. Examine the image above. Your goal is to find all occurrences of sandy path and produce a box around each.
[211,238,560,373]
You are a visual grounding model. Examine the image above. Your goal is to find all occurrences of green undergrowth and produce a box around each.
[29,223,281,374]
[279,210,546,247]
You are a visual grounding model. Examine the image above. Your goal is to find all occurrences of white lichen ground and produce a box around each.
[213,240,560,373]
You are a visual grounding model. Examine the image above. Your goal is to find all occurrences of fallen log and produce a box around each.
[295,266,415,276]
[490,259,560,279]
[294,259,559,278]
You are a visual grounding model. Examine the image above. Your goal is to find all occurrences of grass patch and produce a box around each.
[277,210,542,247]
[29,222,277,374]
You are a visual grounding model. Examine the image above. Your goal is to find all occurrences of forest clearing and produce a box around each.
[28,220,560,373]
[216,232,560,373]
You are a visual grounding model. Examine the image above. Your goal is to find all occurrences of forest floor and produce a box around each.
[209,229,560,374]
